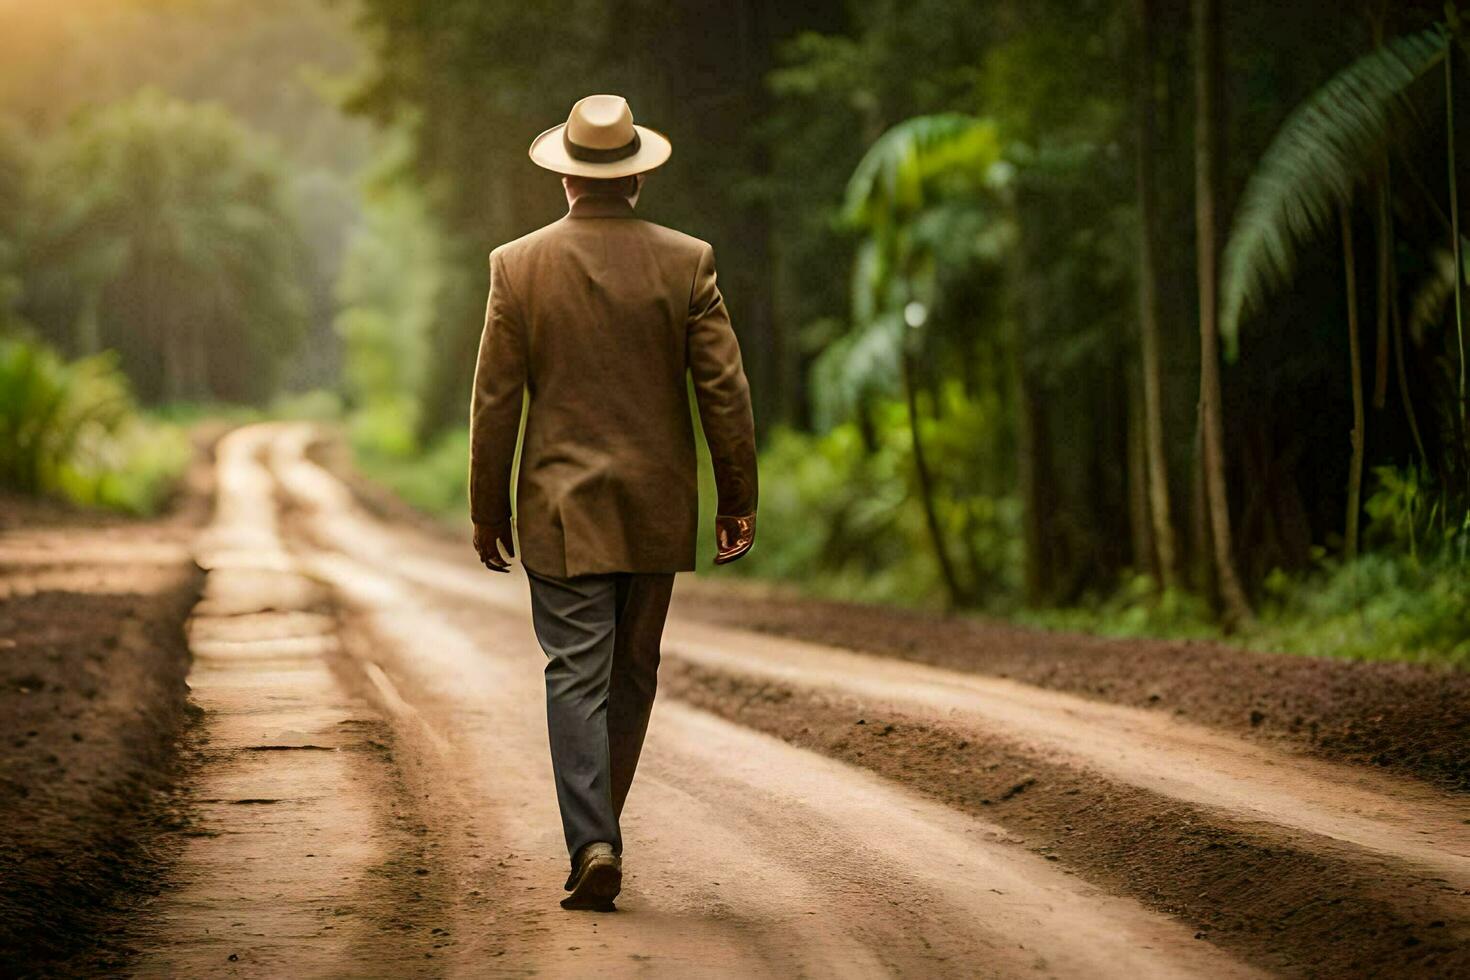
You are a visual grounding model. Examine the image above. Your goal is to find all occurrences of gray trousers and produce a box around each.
[526,567,675,870]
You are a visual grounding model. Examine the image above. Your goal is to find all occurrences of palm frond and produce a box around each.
[844,114,1001,229]
[1220,27,1446,355]
[809,313,906,430]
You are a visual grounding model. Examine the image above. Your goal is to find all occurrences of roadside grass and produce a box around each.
[0,338,189,515]
[1018,555,1470,669]
[351,421,469,524]
[0,336,355,518]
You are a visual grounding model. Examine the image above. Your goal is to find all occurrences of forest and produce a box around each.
[1,0,1467,664]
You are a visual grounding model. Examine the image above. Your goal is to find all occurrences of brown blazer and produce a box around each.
[468,193,758,578]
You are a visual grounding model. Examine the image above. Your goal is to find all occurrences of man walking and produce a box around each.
[468,95,758,912]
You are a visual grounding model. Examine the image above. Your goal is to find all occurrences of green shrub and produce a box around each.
[353,422,469,523]
[270,388,344,422]
[1021,551,1469,668]
[1016,577,1219,641]
[718,402,1021,607]
[0,338,188,513]
[1255,553,1470,667]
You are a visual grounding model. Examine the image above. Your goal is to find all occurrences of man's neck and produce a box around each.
[566,194,637,220]
[563,174,642,211]
[566,189,638,210]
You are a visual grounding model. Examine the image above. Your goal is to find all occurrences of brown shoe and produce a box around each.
[561,842,621,911]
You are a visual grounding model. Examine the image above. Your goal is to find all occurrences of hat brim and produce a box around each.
[528,123,672,178]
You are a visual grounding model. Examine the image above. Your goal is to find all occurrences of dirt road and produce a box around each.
[126,422,1466,978]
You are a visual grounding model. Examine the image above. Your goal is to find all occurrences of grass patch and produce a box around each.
[1019,555,1470,669]
[351,421,468,523]
[0,339,190,515]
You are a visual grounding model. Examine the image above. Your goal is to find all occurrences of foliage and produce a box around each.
[1014,577,1220,642]
[0,0,370,162]
[0,121,33,339]
[0,0,373,394]
[1364,461,1470,559]
[816,114,1008,426]
[0,338,188,514]
[1256,551,1470,666]
[723,397,1023,607]
[1021,551,1470,667]
[270,389,346,422]
[1023,465,1470,666]
[333,153,443,444]
[320,0,1470,662]
[1220,27,1447,353]
[23,91,310,404]
[352,423,470,524]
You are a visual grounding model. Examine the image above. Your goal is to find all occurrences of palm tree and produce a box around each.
[1218,24,1455,558]
[833,114,1007,607]
[1193,0,1252,624]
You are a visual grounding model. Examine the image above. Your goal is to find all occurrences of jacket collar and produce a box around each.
[567,194,637,219]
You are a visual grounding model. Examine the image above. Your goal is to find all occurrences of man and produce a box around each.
[468,94,758,912]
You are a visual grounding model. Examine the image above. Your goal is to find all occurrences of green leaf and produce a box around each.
[1220,27,1447,355]
[844,114,1001,229]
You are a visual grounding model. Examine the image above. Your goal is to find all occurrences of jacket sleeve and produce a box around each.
[687,243,758,518]
[468,249,527,526]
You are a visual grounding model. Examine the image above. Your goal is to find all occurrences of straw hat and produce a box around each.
[529,94,672,179]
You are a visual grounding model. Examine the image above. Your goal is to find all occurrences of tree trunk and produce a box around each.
[74,288,101,357]
[189,313,209,400]
[1340,204,1366,561]
[1448,43,1468,426]
[162,329,184,404]
[1127,363,1156,576]
[1134,0,1178,589]
[1014,335,1049,605]
[902,351,965,609]
[1010,212,1052,606]
[1372,172,1391,409]
[1391,258,1429,468]
[1189,410,1217,599]
[1192,0,1252,625]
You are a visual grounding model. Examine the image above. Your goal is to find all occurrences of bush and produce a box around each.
[1021,550,1469,668]
[719,400,1022,607]
[352,421,468,523]
[0,338,188,513]
[1016,576,1219,641]
[270,388,344,422]
[1255,553,1470,667]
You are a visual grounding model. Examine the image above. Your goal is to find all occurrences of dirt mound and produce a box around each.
[672,585,1470,792]
[0,498,205,976]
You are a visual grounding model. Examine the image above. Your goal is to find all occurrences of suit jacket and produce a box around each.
[469,193,758,578]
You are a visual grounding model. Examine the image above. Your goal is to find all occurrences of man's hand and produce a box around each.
[474,520,515,573]
[714,513,756,565]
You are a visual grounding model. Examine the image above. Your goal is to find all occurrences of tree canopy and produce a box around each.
[21,92,309,403]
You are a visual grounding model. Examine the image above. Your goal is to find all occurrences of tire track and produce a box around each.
[663,658,1470,977]
[265,420,1261,977]
[132,427,450,977]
